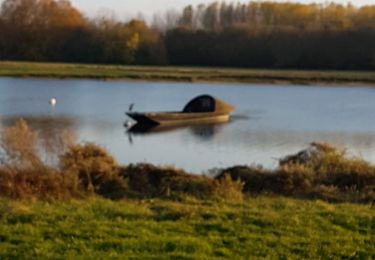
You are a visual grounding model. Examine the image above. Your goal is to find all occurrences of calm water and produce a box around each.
[1,77,375,173]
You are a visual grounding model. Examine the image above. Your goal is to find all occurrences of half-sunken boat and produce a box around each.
[126,95,235,126]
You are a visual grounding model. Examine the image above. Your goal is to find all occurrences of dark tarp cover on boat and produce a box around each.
[182,95,235,113]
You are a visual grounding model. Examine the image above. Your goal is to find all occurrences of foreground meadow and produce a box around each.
[0,197,374,259]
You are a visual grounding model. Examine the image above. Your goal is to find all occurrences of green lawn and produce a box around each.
[0,196,374,259]
[1,61,375,85]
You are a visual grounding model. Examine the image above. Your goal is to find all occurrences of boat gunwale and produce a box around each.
[126,111,231,125]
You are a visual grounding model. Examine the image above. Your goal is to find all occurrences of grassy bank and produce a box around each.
[1,61,375,85]
[0,197,374,259]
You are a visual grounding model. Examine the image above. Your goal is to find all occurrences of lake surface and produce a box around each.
[1,77,375,173]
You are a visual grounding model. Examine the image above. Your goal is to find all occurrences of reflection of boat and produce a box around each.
[127,121,225,136]
[128,122,187,134]
[126,95,235,126]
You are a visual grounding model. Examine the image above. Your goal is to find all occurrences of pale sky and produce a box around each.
[0,0,373,20]
[70,0,375,19]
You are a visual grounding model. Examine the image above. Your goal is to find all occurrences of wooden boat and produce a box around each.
[126,95,235,126]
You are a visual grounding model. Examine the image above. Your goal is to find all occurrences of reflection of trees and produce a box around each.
[127,122,225,141]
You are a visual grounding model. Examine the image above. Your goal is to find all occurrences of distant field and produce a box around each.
[1,61,375,85]
[0,197,374,258]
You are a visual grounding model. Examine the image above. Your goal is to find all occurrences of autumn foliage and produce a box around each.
[166,2,375,70]
[0,0,165,64]
[1,0,375,68]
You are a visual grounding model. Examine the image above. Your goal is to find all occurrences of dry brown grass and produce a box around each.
[119,163,243,201]
[0,167,82,200]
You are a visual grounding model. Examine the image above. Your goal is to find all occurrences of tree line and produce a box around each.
[0,0,166,64]
[1,0,375,70]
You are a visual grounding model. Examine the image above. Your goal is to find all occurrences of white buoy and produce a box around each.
[49,97,57,106]
[124,120,133,128]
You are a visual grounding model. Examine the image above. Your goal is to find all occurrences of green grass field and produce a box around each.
[0,197,374,259]
[1,61,375,85]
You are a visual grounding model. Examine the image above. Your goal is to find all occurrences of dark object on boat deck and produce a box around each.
[126,95,235,126]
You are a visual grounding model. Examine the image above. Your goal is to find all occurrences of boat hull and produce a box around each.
[126,112,230,126]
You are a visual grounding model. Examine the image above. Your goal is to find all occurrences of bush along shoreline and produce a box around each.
[1,119,375,203]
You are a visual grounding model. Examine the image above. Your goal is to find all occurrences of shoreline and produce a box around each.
[1,61,375,86]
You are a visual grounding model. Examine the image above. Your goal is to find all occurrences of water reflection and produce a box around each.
[1,115,77,129]
[1,77,375,172]
[189,124,224,141]
[124,119,375,171]
[128,122,223,136]
[126,121,227,144]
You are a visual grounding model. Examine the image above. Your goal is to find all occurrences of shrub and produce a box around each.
[120,163,243,201]
[276,164,314,195]
[282,142,375,191]
[59,143,127,199]
[219,143,375,202]
[120,163,213,198]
